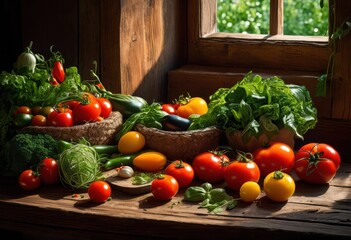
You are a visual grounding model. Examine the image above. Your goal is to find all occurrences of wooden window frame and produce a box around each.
[188,0,332,73]
[270,0,283,35]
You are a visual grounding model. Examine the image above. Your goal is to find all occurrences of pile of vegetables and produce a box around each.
[189,72,318,142]
[1,42,343,213]
[0,42,149,178]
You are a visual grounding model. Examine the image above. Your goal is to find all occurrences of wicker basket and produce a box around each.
[134,124,222,162]
[22,111,123,145]
[225,127,295,153]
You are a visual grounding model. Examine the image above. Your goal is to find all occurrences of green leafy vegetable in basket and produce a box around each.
[188,72,318,142]
[58,143,103,190]
[115,102,167,141]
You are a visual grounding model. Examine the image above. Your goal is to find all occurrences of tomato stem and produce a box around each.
[273,171,284,179]
[236,150,254,163]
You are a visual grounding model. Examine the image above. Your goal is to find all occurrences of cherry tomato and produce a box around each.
[13,113,33,127]
[15,106,31,115]
[151,174,179,201]
[73,93,101,124]
[31,106,42,115]
[263,171,295,202]
[18,169,41,191]
[52,61,65,83]
[294,143,341,184]
[253,142,295,177]
[192,151,229,183]
[118,131,146,154]
[47,108,73,127]
[31,114,46,126]
[39,158,59,185]
[96,97,112,118]
[165,160,194,188]
[239,181,261,203]
[224,154,260,191]
[176,97,208,118]
[88,181,111,203]
[39,106,55,117]
[161,103,177,114]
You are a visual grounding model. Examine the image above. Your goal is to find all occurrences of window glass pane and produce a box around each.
[217,0,269,34]
[284,0,329,36]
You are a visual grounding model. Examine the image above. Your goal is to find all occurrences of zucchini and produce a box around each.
[58,140,118,155]
[103,152,141,170]
[97,88,148,117]
[92,145,118,155]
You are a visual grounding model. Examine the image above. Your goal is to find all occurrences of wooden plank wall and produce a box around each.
[118,0,187,102]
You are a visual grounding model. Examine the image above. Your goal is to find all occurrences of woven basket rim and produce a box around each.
[135,123,221,135]
[21,111,123,145]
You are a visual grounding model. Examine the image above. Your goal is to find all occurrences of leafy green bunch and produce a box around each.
[189,72,318,143]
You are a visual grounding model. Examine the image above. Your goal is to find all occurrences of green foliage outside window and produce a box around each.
[217,0,329,36]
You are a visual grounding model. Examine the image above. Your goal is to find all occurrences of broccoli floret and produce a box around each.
[1,133,59,177]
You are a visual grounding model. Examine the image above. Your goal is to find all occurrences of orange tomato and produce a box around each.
[176,97,208,118]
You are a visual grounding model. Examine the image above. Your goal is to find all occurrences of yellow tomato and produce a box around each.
[176,97,208,118]
[118,131,145,154]
[133,151,167,172]
[239,181,261,203]
[263,171,295,202]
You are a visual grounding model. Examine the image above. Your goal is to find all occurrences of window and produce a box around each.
[187,0,332,72]
[217,0,329,36]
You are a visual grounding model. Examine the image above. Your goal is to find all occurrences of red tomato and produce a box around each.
[18,169,41,191]
[47,108,74,127]
[52,61,65,83]
[192,151,229,183]
[60,100,80,110]
[15,106,31,115]
[39,158,59,185]
[253,142,295,177]
[151,175,179,201]
[224,154,261,191]
[88,181,111,203]
[73,93,101,124]
[31,114,46,126]
[96,97,112,118]
[165,160,194,188]
[294,143,341,184]
[161,103,177,115]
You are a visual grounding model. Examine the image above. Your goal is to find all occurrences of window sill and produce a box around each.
[205,32,329,46]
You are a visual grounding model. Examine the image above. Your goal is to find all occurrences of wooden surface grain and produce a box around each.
[0,163,350,240]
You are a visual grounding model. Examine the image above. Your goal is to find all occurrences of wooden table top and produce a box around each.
[0,163,350,240]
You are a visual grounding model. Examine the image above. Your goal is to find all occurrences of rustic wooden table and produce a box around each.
[0,163,350,240]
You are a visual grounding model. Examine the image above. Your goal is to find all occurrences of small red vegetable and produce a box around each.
[18,169,41,191]
[151,175,179,201]
[192,150,229,183]
[88,181,111,204]
[165,160,194,188]
[39,157,59,185]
